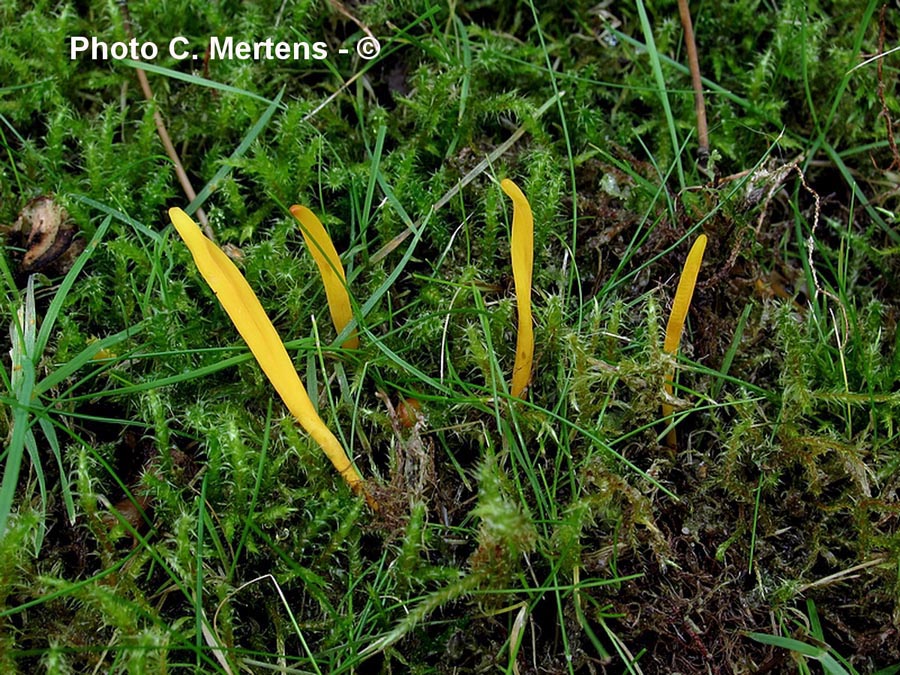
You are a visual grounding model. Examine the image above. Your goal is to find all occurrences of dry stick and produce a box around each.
[327,0,376,40]
[118,1,212,239]
[797,556,887,593]
[875,4,900,171]
[302,68,367,124]
[369,91,565,265]
[677,0,709,171]
[135,70,213,239]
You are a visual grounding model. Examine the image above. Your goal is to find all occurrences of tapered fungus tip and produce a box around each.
[500,178,523,201]
[290,204,359,350]
[169,206,368,501]
[168,206,191,232]
[500,178,535,399]
[662,232,708,448]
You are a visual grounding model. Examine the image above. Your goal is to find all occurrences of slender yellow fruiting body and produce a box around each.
[501,178,534,399]
[290,205,359,349]
[168,207,372,505]
[662,233,707,447]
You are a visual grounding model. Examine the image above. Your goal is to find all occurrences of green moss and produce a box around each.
[2,0,900,671]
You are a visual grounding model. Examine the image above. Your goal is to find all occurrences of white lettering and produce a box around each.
[138,41,158,60]
[70,36,88,59]
[169,37,190,60]
[253,38,273,60]
[203,37,341,61]
[209,36,232,60]
[70,37,159,60]
[234,41,251,59]
[90,37,108,59]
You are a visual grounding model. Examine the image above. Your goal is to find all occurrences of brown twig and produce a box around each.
[118,1,213,240]
[327,0,376,40]
[368,90,564,265]
[677,0,709,172]
[874,4,900,171]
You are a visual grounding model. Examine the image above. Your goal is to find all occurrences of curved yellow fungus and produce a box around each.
[290,205,359,349]
[500,178,534,399]
[168,207,372,506]
[662,233,707,447]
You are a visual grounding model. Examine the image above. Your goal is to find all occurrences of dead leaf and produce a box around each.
[11,196,83,273]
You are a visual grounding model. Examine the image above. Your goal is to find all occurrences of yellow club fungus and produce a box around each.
[168,207,372,506]
[500,178,534,399]
[290,205,359,349]
[662,233,708,447]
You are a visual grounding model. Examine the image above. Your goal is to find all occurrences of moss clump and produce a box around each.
[2,0,900,672]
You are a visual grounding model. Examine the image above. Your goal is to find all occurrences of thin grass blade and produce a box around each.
[169,207,370,503]
[1,283,38,537]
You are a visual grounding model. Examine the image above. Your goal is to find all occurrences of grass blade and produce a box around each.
[1,291,38,538]
[634,0,685,190]
[185,87,284,216]
[119,59,279,106]
[35,215,113,358]
[37,417,75,526]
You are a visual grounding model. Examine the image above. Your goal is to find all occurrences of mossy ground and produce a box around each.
[2,1,900,673]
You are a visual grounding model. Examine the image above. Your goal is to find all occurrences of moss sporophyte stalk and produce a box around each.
[168,207,374,508]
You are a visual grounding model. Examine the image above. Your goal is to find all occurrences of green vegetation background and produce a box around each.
[1,0,899,672]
